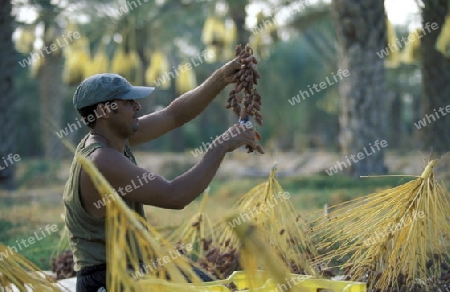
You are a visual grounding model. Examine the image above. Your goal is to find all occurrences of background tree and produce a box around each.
[420,0,450,153]
[38,1,64,160]
[9,0,436,178]
[226,0,250,46]
[0,0,17,189]
[332,0,388,177]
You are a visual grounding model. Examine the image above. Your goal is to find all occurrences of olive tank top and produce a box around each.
[63,134,146,271]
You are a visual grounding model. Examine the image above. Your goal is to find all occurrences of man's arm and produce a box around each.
[82,124,257,211]
[128,59,240,147]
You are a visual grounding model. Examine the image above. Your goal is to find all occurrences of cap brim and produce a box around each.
[121,86,155,100]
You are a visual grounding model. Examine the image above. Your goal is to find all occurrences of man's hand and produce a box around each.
[218,57,241,85]
[214,123,264,154]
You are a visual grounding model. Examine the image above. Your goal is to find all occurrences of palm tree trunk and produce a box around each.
[0,0,17,189]
[420,0,450,153]
[333,0,388,177]
[227,0,250,46]
[39,23,64,160]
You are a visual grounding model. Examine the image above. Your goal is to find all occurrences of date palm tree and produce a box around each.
[0,0,17,189]
[36,1,64,159]
[420,0,450,153]
[332,0,388,177]
[13,0,64,160]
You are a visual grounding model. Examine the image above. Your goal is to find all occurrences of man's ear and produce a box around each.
[95,102,114,120]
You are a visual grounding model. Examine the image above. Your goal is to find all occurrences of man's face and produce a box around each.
[108,99,141,138]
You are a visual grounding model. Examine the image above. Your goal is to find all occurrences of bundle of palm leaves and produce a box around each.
[214,166,318,277]
[225,214,295,291]
[0,243,59,291]
[168,188,216,260]
[310,159,450,291]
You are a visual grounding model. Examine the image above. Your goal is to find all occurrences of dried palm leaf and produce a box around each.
[214,166,318,276]
[311,159,450,291]
[0,243,59,291]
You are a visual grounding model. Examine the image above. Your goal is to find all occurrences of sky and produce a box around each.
[385,0,421,27]
[246,0,422,28]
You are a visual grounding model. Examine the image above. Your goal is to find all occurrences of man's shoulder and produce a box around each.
[76,136,137,171]
[87,146,125,165]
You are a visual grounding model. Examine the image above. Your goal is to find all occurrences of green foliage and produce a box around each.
[256,36,338,150]
[0,217,63,270]
[0,218,15,242]
[14,57,42,157]
[16,159,63,187]
[280,174,415,190]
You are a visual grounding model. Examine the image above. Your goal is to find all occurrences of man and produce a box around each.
[63,59,262,292]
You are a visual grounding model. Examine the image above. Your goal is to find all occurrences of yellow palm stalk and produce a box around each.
[215,166,318,276]
[126,21,142,85]
[400,28,422,64]
[63,36,89,85]
[385,18,400,68]
[0,243,59,291]
[204,45,218,63]
[213,18,227,51]
[84,44,109,78]
[145,50,170,89]
[30,52,44,78]
[222,19,237,60]
[15,27,35,54]
[436,15,450,58]
[311,159,450,292]
[175,64,197,94]
[127,50,142,85]
[249,30,272,59]
[202,15,224,46]
[249,11,272,59]
[226,215,314,292]
[202,15,226,62]
[111,45,130,79]
[168,188,215,259]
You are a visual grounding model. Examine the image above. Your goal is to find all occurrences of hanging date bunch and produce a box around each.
[226,44,264,153]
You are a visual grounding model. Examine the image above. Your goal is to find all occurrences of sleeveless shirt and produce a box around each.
[63,134,146,271]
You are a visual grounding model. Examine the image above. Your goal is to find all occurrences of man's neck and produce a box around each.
[89,131,126,153]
